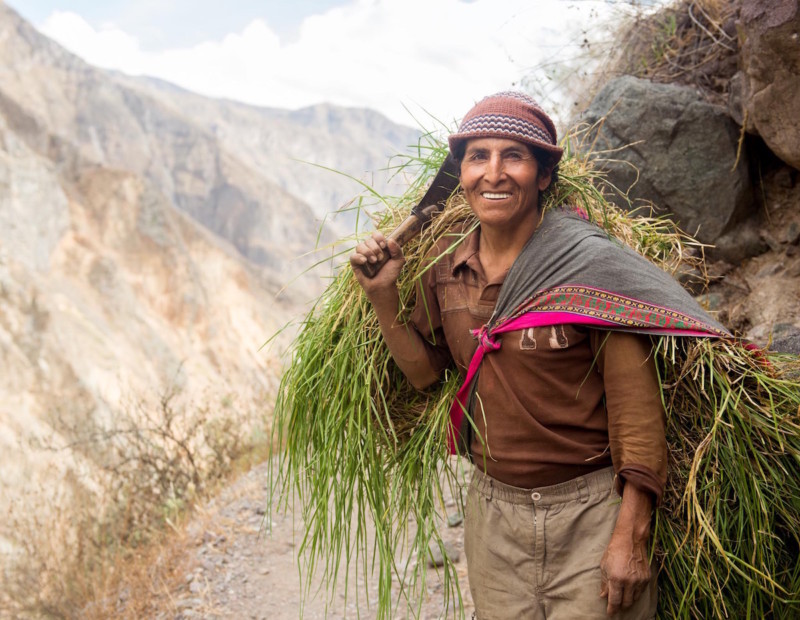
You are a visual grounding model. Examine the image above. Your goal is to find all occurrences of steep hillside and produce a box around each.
[114,75,422,233]
[0,4,316,270]
[0,100,295,610]
[0,2,420,268]
[0,2,422,613]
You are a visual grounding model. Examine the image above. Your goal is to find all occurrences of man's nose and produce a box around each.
[484,154,505,182]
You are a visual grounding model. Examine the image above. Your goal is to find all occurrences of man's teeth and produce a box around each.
[482,192,511,199]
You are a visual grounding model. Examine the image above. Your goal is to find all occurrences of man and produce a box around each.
[350,92,715,618]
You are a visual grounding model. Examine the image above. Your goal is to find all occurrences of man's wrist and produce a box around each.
[366,286,400,312]
[615,483,654,543]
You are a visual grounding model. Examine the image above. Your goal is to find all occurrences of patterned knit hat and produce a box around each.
[448,91,563,167]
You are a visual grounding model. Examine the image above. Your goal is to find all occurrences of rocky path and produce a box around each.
[157,460,474,619]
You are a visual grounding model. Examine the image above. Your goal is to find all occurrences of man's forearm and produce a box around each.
[597,330,668,502]
[368,288,440,390]
[350,232,441,390]
[615,482,654,542]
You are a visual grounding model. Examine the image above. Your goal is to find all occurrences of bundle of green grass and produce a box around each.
[270,135,800,619]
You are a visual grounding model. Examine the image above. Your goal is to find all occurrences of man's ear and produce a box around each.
[538,166,553,192]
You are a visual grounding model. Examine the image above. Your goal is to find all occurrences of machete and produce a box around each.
[361,153,460,278]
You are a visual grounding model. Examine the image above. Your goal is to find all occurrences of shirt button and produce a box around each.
[531,492,541,501]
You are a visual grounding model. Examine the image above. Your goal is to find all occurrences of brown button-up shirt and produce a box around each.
[410,227,667,501]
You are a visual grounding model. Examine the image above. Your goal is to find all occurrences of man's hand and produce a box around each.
[599,483,653,616]
[349,231,405,299]
[599,527,651,615]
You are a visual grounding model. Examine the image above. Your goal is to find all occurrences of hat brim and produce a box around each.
[448,131,563,168]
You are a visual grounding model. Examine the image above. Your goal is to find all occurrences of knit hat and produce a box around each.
[448,91,563,168]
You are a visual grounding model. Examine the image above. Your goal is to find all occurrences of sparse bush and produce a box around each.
[605,0,739,104]
[0,380,272,618]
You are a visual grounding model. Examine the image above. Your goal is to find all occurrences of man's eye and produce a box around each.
[505,152,524,160]
[468,152,488,161]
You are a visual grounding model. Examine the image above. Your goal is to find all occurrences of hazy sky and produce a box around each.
[8,0,663,128]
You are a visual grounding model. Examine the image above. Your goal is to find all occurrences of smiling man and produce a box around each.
[350,92,668,618]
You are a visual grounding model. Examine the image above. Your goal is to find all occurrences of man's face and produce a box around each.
[459,137,551,231]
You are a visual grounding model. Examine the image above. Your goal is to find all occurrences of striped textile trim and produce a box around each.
[458,113,555,146]
[500,285,730,337]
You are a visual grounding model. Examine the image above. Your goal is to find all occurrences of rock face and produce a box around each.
[582,76,755,247]
[772,330,800,355]
[736,0,800,170]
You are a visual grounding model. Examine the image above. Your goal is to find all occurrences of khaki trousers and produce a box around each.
[464,467,657,620]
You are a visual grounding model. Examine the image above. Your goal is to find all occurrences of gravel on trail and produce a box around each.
[159,460,474,619]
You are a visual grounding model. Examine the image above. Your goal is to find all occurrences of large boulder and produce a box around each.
[736,0,800,170]
[581,76,754,247]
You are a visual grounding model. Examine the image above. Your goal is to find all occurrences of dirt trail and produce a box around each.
[154,460,474,619]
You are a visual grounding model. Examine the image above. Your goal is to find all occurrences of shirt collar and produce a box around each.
[451,227,482,276]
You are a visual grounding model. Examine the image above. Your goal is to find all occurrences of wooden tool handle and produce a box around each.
[357,152,458,280]
[359,209,429,278]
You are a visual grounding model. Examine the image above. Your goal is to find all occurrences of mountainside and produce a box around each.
[113,74,422,233]
[0,1,421,595]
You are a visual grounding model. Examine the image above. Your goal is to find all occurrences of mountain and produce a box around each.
[113,74,422,234]
[0,0,419,567]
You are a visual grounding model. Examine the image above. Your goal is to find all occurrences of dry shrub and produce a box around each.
[0,383,272,619]
[606,0,740,104]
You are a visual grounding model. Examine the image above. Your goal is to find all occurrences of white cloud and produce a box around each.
[38,0,634,128]
[40,11,143,70]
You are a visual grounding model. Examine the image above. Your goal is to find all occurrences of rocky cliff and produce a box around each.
[579,0,800,349]
[113,74,422,234]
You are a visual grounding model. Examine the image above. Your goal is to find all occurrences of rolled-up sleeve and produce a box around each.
[593,330,667,504]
